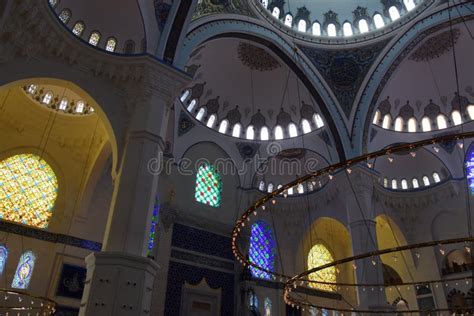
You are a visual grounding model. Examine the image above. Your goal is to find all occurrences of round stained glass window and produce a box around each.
[0,154,58,229]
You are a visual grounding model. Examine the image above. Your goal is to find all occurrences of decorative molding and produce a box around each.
[409,28,461,62]
[171,248,235,271]
[0,220,102,251]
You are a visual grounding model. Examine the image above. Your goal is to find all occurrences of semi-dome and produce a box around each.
[255,0,432,42]
[179,38,327,141]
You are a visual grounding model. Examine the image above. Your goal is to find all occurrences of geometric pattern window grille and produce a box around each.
[194,163,222,207]
[11,250,36,289]
[307,244,336,292]
[0,154,58,229]
[466,146,474,194]
[249,220,275,280]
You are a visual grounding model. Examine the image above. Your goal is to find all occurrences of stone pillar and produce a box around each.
[79,66,189,316]
[345,167,388,312]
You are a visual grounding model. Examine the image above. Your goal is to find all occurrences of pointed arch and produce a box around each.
[12,251,36,289]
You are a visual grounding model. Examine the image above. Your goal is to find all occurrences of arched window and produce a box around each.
[343,22,353,36]
[76,101,85,113]
[246,125,255,140]
[288,123,298,137]
[259,181,265,191]
[59,98,68,111]
[272,7,280,18]
[394,117,404,132]
[358,19,369,33]
[26,84,37,94]
[249,221,275,280]
[58,9,71,24]
[437,114,448,129]
[232,123,242,137]
[327,23,337,37]
[452,110,462,126]
[196,108,206,121]
[267,183,274,193]
[287,186,294,195]
[88,31,101,46]
[195,163,222,207]
[314,113,324,128]
[105,37,117,52]
[180,90,190,102]
[0,244,8,274]
[423,176,430,186]
[433,172,441,183]
[408,118,417,132]
[412,178,419,189]
[382,114,392,129]
[298,20,306,32]
[0,154,58,229]
[264,298,272,316]
[297,183,304,194]
[42,91,53,104]
[274,125,284,140]
[389,6,400,21]
[373,110,381,124]
[404,0,416,11]
[383,177,388,188]
[301,119,312,134]
[49,0,59,8]
[307,244,336,291]
[260,126,269,141]
[285,14,293,27]
[187,99,197,112]
[391,179,398,189]
[72,21,85,36]
[401,179,408,190]
[249,292,258,308]
[421,117,431,132]
[466,146,474,193]
[307,181,314,192]
[261,0,268,8]
[11,251,36,289]
[218,120,228,134]
[373,14,385,28]
[206,114,216,128]
[468,105,474,120]
[312,22,321,36]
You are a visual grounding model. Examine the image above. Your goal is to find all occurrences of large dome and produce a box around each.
[255,0,433,42]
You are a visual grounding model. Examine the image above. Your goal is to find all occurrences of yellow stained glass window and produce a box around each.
[307,244,336,292]
[0,154,58,229]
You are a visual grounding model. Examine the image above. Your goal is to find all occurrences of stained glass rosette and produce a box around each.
[0,154,58,229]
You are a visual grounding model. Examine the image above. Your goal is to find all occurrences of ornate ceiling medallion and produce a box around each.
[237,42,281,72]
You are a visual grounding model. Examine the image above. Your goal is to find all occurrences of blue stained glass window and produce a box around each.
[466,147,474,194]
[0,244,8,274]
[12,251,36,289]
[249,220,275,280]
[146,198,160,256]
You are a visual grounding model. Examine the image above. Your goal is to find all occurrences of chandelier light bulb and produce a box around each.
[388,156,394,163]
[458,142,464,149]
[347,168,352,174]
[410,151,416,158]
[433,145,440,153]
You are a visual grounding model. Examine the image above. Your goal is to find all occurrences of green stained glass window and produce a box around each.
[195,163,221,207]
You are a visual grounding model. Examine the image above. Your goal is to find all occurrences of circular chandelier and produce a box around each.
[0,288,56,315]
[231,131,474,314]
